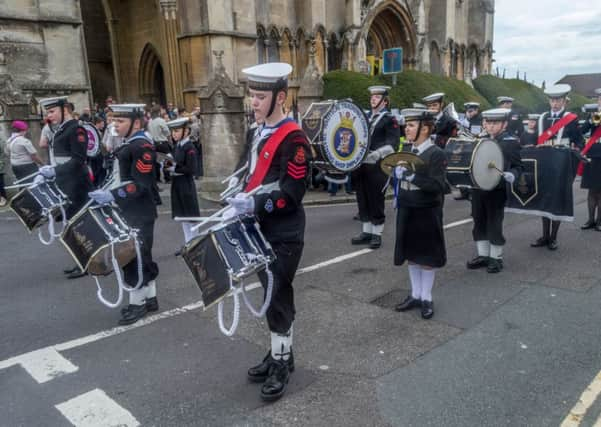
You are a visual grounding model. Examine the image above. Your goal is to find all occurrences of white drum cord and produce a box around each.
[241,261,274,317]
[37,200,67,246]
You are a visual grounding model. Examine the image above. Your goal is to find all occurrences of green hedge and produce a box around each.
[322,70,490,111]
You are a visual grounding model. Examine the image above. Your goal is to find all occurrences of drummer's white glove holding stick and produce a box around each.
[394,166,415,182]
[33,174,45,185]
[39,165,56,179]
[226,192,255,216]
[89,189,114,205]
[503,171,516,184]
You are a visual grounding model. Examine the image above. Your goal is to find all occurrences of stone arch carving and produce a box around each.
[295,28,308,78]
[312,25,327,74]
[139,43,166,105]
[430,41,442,75]
[256,24,267,64]
[266,25,280,62]
[280,28,293,66]
[327,32,342,71]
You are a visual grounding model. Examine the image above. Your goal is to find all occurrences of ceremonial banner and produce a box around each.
[505,147,578,221]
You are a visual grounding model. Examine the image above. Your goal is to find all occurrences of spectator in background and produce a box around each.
[148,105,171,183]
[167,103,177,120]
[5,120,43,181]
[0,134,7,206]
[80,107,92,123]
[189,108,203,178]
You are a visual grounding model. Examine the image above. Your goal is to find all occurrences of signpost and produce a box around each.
[382,47,403,86]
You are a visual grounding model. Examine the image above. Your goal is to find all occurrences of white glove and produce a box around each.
[394,166,408,180]
[88,189,115,205]
[228,176,239,189]
[33,174,45,185]
[503,172,516,184]
[39,165,56,179]
[226,192,255,215]
[165,165,176,173]
[221,207,237,221]
[366,151,381,163]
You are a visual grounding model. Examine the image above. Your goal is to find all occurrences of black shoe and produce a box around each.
[421,300,434,319]
[530,237,549,247]
[118,304,148,325]
[394,296,422,312]
[63,265,79,274]
[547,240,558,251]
[369,235,382,249]
[66,268,87,279]
[595,225,601,232]
[248,350,295,383]
[353,214,360,221]
[260,359,291,402]
[146,296,159,312]
[466,256,489,270]
[487,258,503,273]
[581,221,596,230]
[351,232,372,245]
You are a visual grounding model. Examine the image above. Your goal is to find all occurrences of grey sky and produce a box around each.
[493,0,601,87]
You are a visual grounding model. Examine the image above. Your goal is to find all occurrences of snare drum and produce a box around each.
[60,205,137,276]
[9,180,69,232]
[302,99,370,176]
[445,137,505,190]
[181,217,275,308]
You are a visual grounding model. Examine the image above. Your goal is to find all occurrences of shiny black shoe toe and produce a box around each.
[421,300,434,319]
[530,237,549,248]
[66,268,87,279]
[146,297,159,312]
[248,350,294,383]
[351,232,372,245]
[369,235,382,249]
[63,265,79,274]
[581,221,596,230]
[466,256,489,270]
[260,359,291,402]
[487,258,503,273]
[118,304,148,325]
[394,296,422,312]
[547,240,558,251]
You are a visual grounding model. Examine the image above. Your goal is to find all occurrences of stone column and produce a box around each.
[159,0,184,106]
[197,51,246,200]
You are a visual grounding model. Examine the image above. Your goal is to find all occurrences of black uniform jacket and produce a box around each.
[237,122,311,244]
[368,109,401,152]
[53,119,91,205]
[490,131,524,189]
[399,144,447,208]
[540,111,584,149]
[171,139,200,218]
[110,131,158,222]
[433,113,457,148]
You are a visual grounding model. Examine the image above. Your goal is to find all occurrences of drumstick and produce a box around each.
[487,161,504,175]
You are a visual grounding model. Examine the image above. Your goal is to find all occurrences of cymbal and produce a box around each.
[380,152,424,175]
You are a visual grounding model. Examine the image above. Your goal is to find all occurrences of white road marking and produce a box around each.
[56,388,140,427]
[0,216,473,380]
[561,370,601,427]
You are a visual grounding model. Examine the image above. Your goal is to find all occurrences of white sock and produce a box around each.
[476,240,490,257]
[490,244,503,260]
[372,224,384,236]
[129,288,146,306]
[146,280,156,298]
[408,264,422,299]
[181,222,198,243]
[362,222,372,234]
[271,326,293,361]
[420,269,436,302]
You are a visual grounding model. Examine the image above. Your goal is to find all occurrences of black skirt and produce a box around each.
[394,205,446,268]
[581,144,601,190]
[171,175,200,218]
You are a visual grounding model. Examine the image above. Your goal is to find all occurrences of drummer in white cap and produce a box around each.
[530,84,583,250]
[224,62,311,402]
[466,108,523,273]
[497,96,523,137]
[422,92,457,148]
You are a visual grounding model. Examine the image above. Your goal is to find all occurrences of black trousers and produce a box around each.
[12,163,39,181]
[355,163,388,225]
[257,241,303,334]
[471,188,507,245]
[0,173,6,198]
[123,219,159,288]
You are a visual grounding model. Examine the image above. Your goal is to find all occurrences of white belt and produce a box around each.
[400,181,420,191]
[54,156,70,165]
[255,181,280,195]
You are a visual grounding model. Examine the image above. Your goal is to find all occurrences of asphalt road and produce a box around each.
[1,185,600,427]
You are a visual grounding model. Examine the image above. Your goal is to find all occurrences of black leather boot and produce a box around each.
[530,237,549,247]
[394,296,422,312]
[581,220,596,230]
[351,232,372,245]
[369,235,382,249]
[421,300,434,319]
[260,359,291,402]
[145,297,159,312]
[466,256,489,269]
[118,304,148,325]
[248,350,295,383]
[487,258,503,273]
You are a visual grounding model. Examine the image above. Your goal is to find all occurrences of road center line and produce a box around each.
[0,216,473,376]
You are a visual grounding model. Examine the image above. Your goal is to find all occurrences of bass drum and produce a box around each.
[302,99,370,177]
[445,137,504,191]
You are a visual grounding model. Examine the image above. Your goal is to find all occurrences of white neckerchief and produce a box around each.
[413,138,434,155]
[249,123,279,175]
[178,137,189,148]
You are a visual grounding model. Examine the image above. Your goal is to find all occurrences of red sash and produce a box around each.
[577,126,601,176]
[537,113,578,145]
[244,121,301,192]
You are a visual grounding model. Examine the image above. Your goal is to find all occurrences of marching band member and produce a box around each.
[580,88,601,231]
[38,96,92,279]
[393,109,447,320]
[461,102,483,135]
[467,108,523,273]
[519,114,540,147]
[497,96,523,137]
[531,85,583,250]
[165,117,201,243]
[224,62,310,402]
[351,86,400,249]
[88,104,160,325]
[422,92,457,149]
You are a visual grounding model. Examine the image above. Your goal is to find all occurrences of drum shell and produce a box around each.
[60,206,137,276]
[9,181,68,231]
[444,138,503,190]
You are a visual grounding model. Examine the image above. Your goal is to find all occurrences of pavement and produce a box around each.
[1,181,601,427]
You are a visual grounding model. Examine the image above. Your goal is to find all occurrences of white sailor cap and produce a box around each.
[544,84,571,98]
[412,102,427,109]
[242,62,293,91]
[482,108,511,121]
[422,93,445,104]
[497,96,514,104]
[527,113,541,120]
[594,88,601,96]
[166,117,190,129]
[582,103,599,113]
[464,102,481,109]
[109,103,146,118]
[368,85,391,96]
[400,108,436,122]
[39,96,69,110]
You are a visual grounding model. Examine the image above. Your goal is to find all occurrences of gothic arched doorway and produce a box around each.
[139,44,167,106]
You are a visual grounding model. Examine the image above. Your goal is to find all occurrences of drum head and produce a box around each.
[471,139,504,190]
[82,123,101,157]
